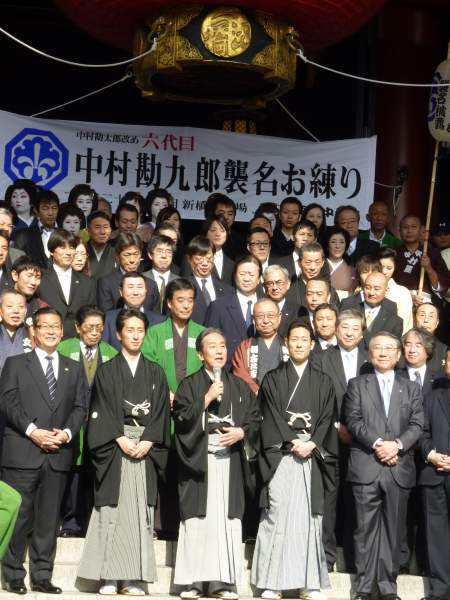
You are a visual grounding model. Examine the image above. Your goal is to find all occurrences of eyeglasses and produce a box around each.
[35,324,61,331]
[264,280,286,288]
[74,252,87,259]
[254,313,279,321]
[153,248,173,256]
[249,241,270,248]
[371,345,398,353]
[81,324,104,332]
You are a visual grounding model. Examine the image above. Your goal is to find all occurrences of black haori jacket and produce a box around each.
[257,360,338,515]
[173,367,261,521]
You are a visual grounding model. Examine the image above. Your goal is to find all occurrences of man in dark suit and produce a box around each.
[311,308,370,571]
[418,349,450,600]
[10,256,46,319]
[414,302,447,373]
[38,230,96,339]
[205,254,263,368]
[97,232,159,313]
[102,272,165,350]
[340,272,403,347]
[246,227,279,279]
[312,303,338,352]
[185,236,233,325]
[262,264,300,338]
[344,332,424,600]
[0,307,86,594]
[86,211,116,280]
[270,196,302,257]
[335,205,379,266]
[143,234,179,312]
[14,190,59,269]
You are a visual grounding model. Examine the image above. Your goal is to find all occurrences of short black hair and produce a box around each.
[87,210,111,226]
[47,228,78,253]
[195,327,226,352]
[186,235,215,257]
[286,318,313,339]
[119,271,146,288]
[280,196,302,212]
[233,253,262,278]
[378,246,397,261]
[148,234,176,254]
[293,219,318,237]
[11,255,42,275]
[166,277,196,301]
[75,305,105,326]
[32,306,62,328]
[68,184,98,211]
[246,226,270,244]
[334,205,360,225]
[116,307,148,333]
[57,203,86,230]
[201,216,229,238]
[116,202,139,220]
[314,303,338,318]
[34,189,59,210]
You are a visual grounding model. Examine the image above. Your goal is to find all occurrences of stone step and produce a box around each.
[0,595,355,600]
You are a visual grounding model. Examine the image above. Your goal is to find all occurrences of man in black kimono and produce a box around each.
[173,328,260,600]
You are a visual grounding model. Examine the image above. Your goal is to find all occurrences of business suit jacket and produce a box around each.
[311,344,370,417]
[344,372,424,488]
[0,351,86,472]
[188,275,234,325]
[204,289,264,367]
[397,366,439,398]
[277,253,331,284]
[340,297,403,347]
[103,307,166,351]
[97,268,159,314]
[38,268,96,339]
[142,269,179,312]
[14,225,51,269]
[87,241,117,280]
[180,254,235,287]
[345,238,380,266]
[288,277,341,310]
[277,300,301,338]
[418,381,450,486]
[428,338,447,374]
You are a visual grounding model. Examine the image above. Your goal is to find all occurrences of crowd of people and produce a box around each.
[0,180,449,600]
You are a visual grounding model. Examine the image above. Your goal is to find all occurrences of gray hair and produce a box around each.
[195,327,226,352]
[298,241,324,261]
[263,264,289,281]
[402,327,435,359]
[369,331,401,351]
[336,309,365,328]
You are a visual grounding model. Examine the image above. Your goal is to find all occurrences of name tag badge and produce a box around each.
[165,339,174,350]
[188,337,196,349]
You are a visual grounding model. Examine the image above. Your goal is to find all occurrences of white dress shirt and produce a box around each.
[53,264,72,304]
[347,238,357,256]
[26,348,72,441]
[214,249,224,279]
[195,275,216,302]
[318,336,337,350]
[152,269,170,293]
[292,250,301,277]
[339,346,358,383]
[407,364,427,387]
[236,290,258,322]
[364,302,381,323]
[40,222,53,258]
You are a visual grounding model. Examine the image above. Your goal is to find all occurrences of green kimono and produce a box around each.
[0,481,21,560]
[57,337,118,464]
[141,318,205,393]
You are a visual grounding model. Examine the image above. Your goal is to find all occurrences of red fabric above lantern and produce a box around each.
[55,0,387,52]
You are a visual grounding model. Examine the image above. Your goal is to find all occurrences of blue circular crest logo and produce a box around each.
[4,127,69,188]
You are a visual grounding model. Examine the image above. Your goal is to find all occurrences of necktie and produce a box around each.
[365,309,375,329]
[45,356,57,407]
[246,300,254,336]
[381,377,391,416]
[414,370,422,387]
[201,278,212,307]
[85,346,93,362]
[159,276,166,311]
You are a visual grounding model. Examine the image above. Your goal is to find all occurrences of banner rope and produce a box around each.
[297,47,449,88]
[0,26,158,68]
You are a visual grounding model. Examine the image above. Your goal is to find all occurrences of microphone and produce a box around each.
[213,367,222,402]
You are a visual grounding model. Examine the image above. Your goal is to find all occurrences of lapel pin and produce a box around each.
[64,367,69,372]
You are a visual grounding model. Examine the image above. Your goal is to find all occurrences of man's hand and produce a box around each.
[420,255,432,271]
[30,428,60,452]
[116,436,138,457]
[52,428,69,445]
[134,440,153,459]
[205,381,224,408]
[219,426,244,447]
[411,293,424,307]
[337,423,352,445]
[430,452,450,471]
[374,440,399,463]
[291,439,316,459]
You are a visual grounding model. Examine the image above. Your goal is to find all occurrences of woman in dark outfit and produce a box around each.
[77,308,170,596]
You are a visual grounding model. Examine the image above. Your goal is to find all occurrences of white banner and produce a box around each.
[0,109,376,225]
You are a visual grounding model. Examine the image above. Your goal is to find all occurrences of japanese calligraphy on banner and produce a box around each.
[0,108,376,224]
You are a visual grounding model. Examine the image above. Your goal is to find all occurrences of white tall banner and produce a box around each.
[0,109,376,224]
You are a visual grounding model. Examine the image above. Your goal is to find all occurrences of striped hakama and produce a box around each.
[77,426,157,583]
[251,435,330,591]
[174,433,243,585]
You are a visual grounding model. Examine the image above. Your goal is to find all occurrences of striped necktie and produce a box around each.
[85,346,93,362]
[45,356,57,406]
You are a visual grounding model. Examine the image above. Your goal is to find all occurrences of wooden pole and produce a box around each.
[418,41,450,296]
[418,140,439,295]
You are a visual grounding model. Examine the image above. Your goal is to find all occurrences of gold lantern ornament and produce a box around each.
[132,4,299,107]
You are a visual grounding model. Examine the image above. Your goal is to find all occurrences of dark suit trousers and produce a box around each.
[352,469,409,595]
[322,458,339,569]
[422,480,450,598]
[1,461,68,582]
[61,465,93,534]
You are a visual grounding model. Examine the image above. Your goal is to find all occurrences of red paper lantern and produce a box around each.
[55,0,387,52]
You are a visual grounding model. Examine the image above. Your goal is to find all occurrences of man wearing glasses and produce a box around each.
[262,265,301,337]
[246,227,277,278]
[344,333,423,600]
[57,305,118,539]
